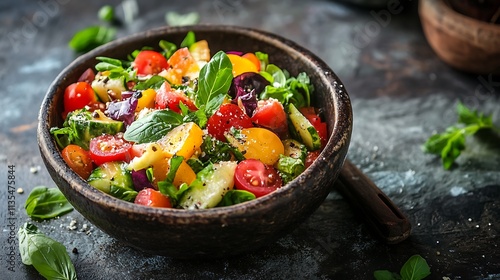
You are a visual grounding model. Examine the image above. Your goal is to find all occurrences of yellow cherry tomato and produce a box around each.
[136,88,156,112]
[227,54,258,77]
[229,127,284,165]
[157,122,203,159]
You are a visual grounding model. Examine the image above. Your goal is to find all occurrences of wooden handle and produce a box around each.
[334,160,411,244]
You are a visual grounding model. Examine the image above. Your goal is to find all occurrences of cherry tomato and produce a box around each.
[234,159,282,197]
[133,50,169,76]
[134,188,172,208]
[251,99,288,139]
[227,54,258,77]
[207,103,253,141]
[155,82,197,113]
[77,68,95,83]
[300,107,328,148]
[61,144,93,179]
[242,53,261,71]
[305,150,321,168]
[63,81,97,114]
[89,134,133,166]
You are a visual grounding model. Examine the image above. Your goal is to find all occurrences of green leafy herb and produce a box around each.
[255,51,269,71]
[25,186,73,220]
[166,12,200,27]
[123,109,184,143]
[374,255,430,280]
[18,223,77,280]
[98,5,115,23]
[259,64,312,108]
[68,25,116,53]
[158,156,190,206]
[217,190,256,207]
[195,51,233,110]
[95,56,136,82]
[159,39,178,58]
[422,102,499,169]
[180,31,196,48]
[276,155,305,184]
[134,75,166,90]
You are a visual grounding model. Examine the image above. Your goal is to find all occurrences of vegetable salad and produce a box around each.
[51,31,328,209]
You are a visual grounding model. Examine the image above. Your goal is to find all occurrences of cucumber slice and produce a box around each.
[288,104,321,151]
[282,139,308,163]
[88,161,137,202]
[179,161,237,209]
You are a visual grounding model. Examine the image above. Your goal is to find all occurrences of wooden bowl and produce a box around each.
[419,0,500,75]
[37,25,352,258]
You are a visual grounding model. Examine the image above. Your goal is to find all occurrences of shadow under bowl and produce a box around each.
[37,25,352,259]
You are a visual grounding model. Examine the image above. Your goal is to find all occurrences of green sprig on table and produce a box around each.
[422,101,499,170]
[374,255,430,280]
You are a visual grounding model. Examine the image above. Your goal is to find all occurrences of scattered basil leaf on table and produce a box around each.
[374,255,430,280]
[422,102,499,169]
[68,26,116,53]
[98,5,115,23]
[18,223,77,280]
[25,186,73,220]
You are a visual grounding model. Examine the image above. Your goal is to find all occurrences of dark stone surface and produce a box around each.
[1,0,499,279]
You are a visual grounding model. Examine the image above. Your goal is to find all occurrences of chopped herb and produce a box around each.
[98,5,115,23]
[422,102,499,169]
[165,12,200,27]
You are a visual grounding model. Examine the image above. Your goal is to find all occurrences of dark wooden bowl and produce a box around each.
[37,25,352,258]
[419,0,500,75]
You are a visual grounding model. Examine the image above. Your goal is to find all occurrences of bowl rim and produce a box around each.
[38,24,352,221]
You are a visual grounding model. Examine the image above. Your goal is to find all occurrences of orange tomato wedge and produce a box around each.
[227,54,258,77]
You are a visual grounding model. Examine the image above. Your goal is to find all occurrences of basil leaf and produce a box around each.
[266,64,286,87]
[400,255,431,280]
[123,109,184,143]
[276,155,305,184]
[25,186,73,220]
[98,5,115,23]
[373,270,401,280]
[195,51,233,108]
[217,190,256,207]
[134,75,166,90]
[68,26,116,53]
[18,223,77,280]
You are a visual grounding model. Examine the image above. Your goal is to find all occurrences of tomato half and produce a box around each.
[89,134,133,166]
[133,50,169,76]
[134,188,172,208]
[300,107,328,148]
[155,82,197,113]
[63,81,97,114]
[207,103,253,141]
[251,99,288,139]
[61,144,93,179]
[234,159,282,197]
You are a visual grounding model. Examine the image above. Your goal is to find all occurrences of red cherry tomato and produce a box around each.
[134,188,172,208]
[251,99,289,139]
[155,82,197,113]
[300,107,328,148]
[77,68,95,83]
[207,103,254,141]
[305,150,321,168]
[89,134,133,166]
[61,144,93,179]
[133,50,169,76]
[234,159,282,197]
[63,81,97,114]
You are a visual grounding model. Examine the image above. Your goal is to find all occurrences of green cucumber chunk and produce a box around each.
[88,161,137,202]
[179,161,237,209]
[288,103,321,151]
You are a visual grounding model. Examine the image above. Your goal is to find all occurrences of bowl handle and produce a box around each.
[334,160,411,244]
